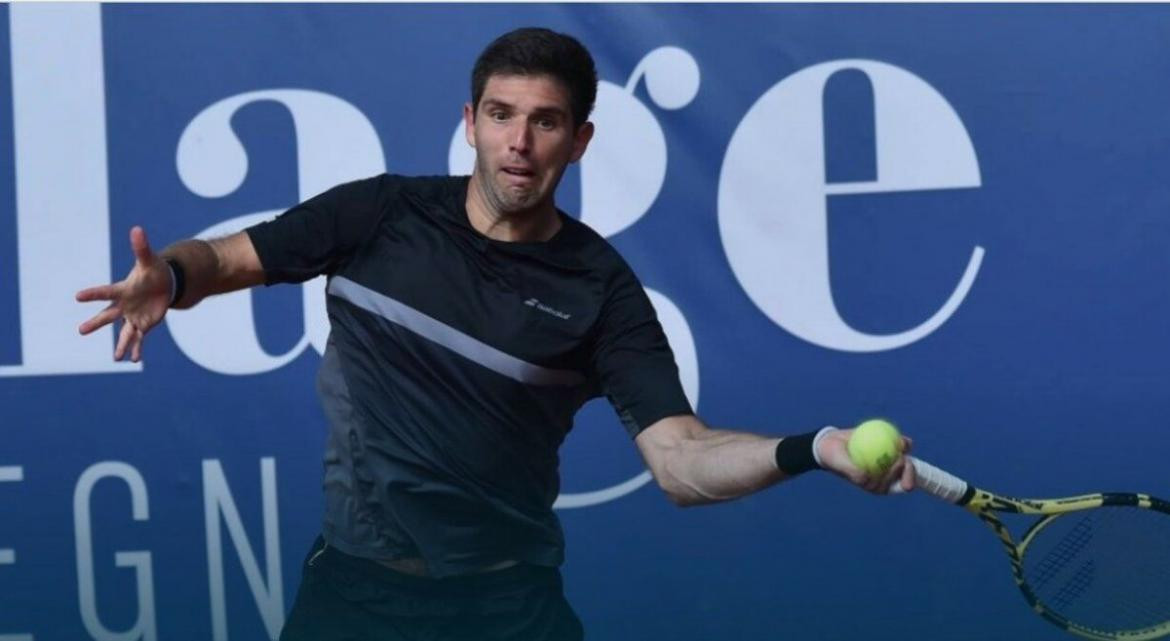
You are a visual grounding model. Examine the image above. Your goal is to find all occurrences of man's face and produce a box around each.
[464,74,593,216]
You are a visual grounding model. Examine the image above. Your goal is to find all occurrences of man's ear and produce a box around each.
[569,121,594,163]
[463,102,476,148]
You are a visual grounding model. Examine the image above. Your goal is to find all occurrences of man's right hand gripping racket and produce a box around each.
[886,448,1170,640]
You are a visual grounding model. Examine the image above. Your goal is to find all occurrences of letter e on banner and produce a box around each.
[718,59,985,352]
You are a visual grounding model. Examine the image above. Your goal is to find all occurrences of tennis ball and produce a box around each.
[847,419,903,476]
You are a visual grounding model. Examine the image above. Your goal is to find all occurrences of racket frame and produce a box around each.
[910,457,1170,641]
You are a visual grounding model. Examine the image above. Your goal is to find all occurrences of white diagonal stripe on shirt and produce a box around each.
[328,276,585,387]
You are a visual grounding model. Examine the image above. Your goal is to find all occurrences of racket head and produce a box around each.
[970,492,1170,641]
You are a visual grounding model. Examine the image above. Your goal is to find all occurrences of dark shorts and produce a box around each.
[280,536,585,641]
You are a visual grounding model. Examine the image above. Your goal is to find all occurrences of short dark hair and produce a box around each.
[471,27,598,129]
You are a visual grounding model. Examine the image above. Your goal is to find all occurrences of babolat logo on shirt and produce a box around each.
[524,298,572,320]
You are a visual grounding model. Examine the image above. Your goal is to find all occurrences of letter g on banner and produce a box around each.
[719,60,985,352]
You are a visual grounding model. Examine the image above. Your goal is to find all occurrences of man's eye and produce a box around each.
[491,112,509,122]
[535,118,555,130]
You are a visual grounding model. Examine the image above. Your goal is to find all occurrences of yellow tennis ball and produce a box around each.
[847,419,903,476]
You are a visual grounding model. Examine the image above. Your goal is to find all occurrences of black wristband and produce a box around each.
[165,258,186,307]
[774,430,823,476]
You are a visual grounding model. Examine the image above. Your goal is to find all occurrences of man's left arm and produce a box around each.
[634,414,915,507]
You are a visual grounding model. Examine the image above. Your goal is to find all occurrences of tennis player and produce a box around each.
[77,27,914,641]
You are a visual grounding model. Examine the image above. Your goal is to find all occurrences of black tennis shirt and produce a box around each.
[245,174,692,577]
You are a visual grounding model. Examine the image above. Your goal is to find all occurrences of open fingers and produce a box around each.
[76,283,122,303]
[114,321,135,361]
[129,326,145,363]
[130,226,155,267]
[79,304,123,336]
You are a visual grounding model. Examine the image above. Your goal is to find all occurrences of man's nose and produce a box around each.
[508,121,532,153]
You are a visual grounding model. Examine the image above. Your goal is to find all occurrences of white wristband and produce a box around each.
[811,426,837,469]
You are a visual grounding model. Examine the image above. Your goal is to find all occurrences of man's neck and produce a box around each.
[465,173,562,243]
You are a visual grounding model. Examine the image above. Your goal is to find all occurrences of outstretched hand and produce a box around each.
[76,226,172,362]
[815,427,916,495]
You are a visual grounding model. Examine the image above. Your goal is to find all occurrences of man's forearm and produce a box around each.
[158,234,264,308]
[657,427,785,506]
[158,239,219,309]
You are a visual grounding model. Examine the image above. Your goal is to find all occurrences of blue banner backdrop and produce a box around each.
[1,4,1168,640]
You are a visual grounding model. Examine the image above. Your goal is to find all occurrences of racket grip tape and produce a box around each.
[889,456,969,503]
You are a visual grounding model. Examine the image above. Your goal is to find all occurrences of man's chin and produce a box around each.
[498,188,543,213]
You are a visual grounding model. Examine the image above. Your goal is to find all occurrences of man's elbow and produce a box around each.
[655,473,713,508]
[637,417,717,507]
[667,492,706,508]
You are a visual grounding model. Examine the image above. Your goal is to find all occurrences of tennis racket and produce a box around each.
[900,456,1170,640]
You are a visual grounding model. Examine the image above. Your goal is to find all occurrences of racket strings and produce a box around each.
[1021,506,1170,633]
[1029,516,1094,593]
[1048,560,1093,611]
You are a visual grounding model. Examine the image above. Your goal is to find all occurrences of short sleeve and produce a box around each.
[591,265,693,438]
[244,174,393,285]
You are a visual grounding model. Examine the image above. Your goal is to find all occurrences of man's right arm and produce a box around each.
[78,174,390,361]
[76,226,267,362]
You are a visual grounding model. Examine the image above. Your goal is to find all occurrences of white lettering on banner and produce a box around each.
[719,59,985,352]
[0,3,140,378]
[73,463,156,641]
[0,24,985,509]
[1,459,286,638]
[0,467,32,641]
[579,47,700,237]
[202,458,283,641]
[169,90,386,375]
